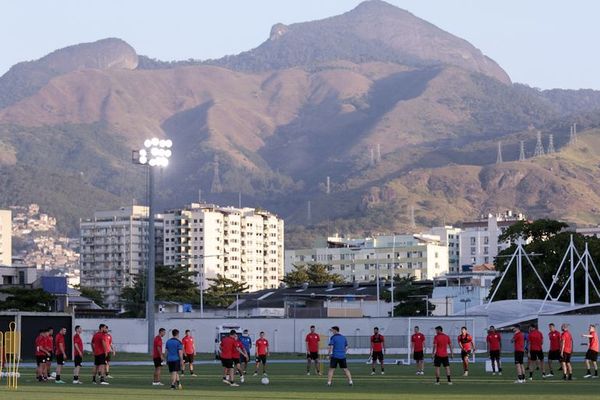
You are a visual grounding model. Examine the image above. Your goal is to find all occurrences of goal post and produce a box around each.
[407,317,476,365]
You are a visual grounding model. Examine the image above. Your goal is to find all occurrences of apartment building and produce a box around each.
[0,210,11,265]
[428,226,462,273]
[162,203,284,292]
[285,234,449,282]
[79,206,163,309]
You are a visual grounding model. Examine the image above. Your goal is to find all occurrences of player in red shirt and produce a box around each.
[220,329,240,386]
[411,326,426,375]
[45,327,54,380]
[253,331,269,376]
[91,324,109,385]
[432,326,453,385]
[582,324,598,378]
[512,324,525,383]
[547,323,561,377]
[370,327,385,375]
[54,327,67,384]
[35,328,51,382]
[182,330,197,376]
[152,328,166,386]
[73,325,84,384]
[526,324,546,380]
[560,323,573,380]
[305,325,321,375]
[458,326,475,376]
[232,333,249,383]
[486,325,502,375]
[104,328,115,378]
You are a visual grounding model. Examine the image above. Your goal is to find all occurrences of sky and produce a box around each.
[1,0,598,90]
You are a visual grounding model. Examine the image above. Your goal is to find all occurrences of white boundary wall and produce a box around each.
[75,316,488,354]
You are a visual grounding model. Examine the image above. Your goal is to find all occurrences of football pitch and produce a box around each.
[3,362,600,400]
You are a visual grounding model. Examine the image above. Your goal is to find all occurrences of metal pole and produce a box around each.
[147,166,156,353]
[570,235,575,306]
[391,236,396,318]
[516,242,523,302]
[236,293,239,319]
[376,258,380,317]
[585,242,590,305]
[200,262,204,318]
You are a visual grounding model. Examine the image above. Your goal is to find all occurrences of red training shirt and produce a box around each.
[411,333,426,352]
[220,336,236,359]
[548,330,561,351]
[55,333,66,356]
[371,334,384,352]
[434,333,451,357]
[589,331,599,352]
[513,331,525,352]
[256,338,269,356]
[182,335,195,355]
[528,330,543,351]
[73,333,83,356]
[306,333,320,353]
[92,332,106,356]
[152,335,163,359]
[487,332,501,351]
[458,333,473,351]
[561,331,573,354]
[44,335,54,353]
[35,335,46,356]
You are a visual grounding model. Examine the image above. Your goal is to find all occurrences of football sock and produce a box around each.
[447,375,451,382]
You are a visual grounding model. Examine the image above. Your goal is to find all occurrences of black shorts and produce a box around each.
[329,357,348,369]
[221,358,234,368]
[372,351,384,362]
[184,354,194,364]
[106,353,112,362]
[489,350,500,360]
[167,361,181,373]
[307,352,319,360]
[461,350,472,359]
[47,353,53,362]
[561,352,572,363]
[548,350,561,361]
[94,354,107,366]
[74,355,83,367]
[586,350,598,362]
[413,351,424,361]
[153,357,163,368]
[514,351,524,364]
[530,350,544,361]
[434,356,449,367]
[56,354,65,365]
[36,355,47,365]
[256,355,267,365]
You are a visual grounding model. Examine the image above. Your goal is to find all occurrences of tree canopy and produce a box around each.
[203,275,249,308]
[120,265,199,317]
[382,276,435,316]
[0,287,56,312]
[282,263,346,286]
[489,219,600,303]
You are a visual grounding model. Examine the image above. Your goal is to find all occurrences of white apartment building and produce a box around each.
[427,226,461,273]
[576,226,600,238]
[285,234,449,282]
[0,210,11,265]
[79,206,163,309]
[459,210,525,268]
[162,203,284,292]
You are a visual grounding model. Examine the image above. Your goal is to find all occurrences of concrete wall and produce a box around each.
[538,314,600,353]
[74,315,489,355]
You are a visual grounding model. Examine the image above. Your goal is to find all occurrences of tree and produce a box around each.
[282,263,346,286]
[0,287,56,311]
[382,276,435,316]
[120,265,200,317]
[203,275,249,308]
[74,285,105,308]
[489,219,600,303]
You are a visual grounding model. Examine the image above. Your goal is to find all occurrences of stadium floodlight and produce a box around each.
[134,137,173,352]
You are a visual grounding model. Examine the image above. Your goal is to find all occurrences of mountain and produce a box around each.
[1,1,600,240]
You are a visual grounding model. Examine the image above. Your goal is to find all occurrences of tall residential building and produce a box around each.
[0,210,12,265]
[79,206,163,309]
[285,234,449,282]
[428,226,462,273]
[162,203,284,292]
[459,210,525,268]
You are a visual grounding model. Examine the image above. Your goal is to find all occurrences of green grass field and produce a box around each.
[3,361,600,400]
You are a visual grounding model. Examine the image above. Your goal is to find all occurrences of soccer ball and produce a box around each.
[261,377,270,385]
[50,372,56,378]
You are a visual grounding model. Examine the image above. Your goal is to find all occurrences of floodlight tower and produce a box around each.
[136,137,172,352]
